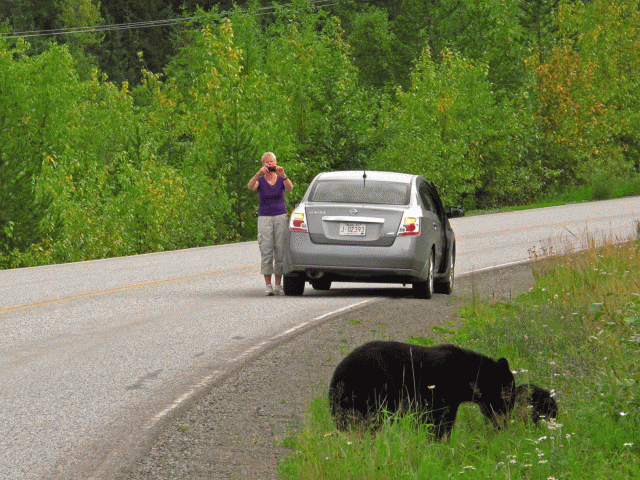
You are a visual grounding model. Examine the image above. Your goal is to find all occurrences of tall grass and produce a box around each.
[471,176,640,215]
[548,175,640,204]
[279,234,640,479]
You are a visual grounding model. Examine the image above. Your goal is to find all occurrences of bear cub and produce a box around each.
[329,341,516,439]
[514,384,558,424]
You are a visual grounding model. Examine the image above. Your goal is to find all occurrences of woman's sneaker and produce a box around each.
[274,284,285,295]
[265,284,274,296]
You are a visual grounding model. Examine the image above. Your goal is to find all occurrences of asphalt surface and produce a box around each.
[1,247,388,480]
[121,263,536,479]
[1,196,639,479]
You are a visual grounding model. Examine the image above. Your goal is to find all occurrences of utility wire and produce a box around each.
[0,0,338,39]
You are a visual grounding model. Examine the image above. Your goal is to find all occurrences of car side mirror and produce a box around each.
[446,206,465,218]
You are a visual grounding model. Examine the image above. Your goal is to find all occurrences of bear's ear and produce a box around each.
[497,357,511,371]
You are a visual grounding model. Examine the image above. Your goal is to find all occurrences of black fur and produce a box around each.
[328,341,516,439]
[514,384,558,424]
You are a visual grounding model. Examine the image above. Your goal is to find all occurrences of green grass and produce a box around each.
[278,236,640,479]
[557,174,640,203]
[468,175,640,215]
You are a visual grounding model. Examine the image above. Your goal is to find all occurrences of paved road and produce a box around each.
[1,197,639,479]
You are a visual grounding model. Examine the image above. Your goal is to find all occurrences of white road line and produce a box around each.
[146,298,375,430]
[149,372,219,426]
[312,298,374,322]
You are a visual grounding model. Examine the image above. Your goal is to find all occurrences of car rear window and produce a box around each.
[309,180,411,205]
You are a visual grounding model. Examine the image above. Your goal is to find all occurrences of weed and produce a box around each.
[431,325,456,336]
[279,234,640,479]
[406,336,435,347]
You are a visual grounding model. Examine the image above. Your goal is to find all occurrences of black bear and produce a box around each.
[329,341,516,440]
[513,384,558,425]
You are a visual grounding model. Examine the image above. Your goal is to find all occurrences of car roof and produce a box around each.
[314,171,418,183]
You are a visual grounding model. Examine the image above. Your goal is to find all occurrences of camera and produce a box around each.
[268,166,276,172]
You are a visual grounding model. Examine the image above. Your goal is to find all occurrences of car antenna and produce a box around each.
[363,169,367,187]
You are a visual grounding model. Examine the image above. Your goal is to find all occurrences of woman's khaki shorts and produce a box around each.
[257,214,288,275]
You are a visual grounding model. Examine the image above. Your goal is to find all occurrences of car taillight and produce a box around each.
[290,211,308,232]
[398,216,420,236]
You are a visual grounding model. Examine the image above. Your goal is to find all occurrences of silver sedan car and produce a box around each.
[282,170,463,298]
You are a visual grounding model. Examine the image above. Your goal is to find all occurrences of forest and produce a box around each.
[1,0,639,268]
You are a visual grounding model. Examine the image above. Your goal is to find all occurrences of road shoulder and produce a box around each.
[122,263,534,479]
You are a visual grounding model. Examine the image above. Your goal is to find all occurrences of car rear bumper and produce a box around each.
[284,232,430,282]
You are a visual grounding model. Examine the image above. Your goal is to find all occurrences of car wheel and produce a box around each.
[311,278,332,291]
[435,245,455,295]
[283,274,305,296]
[413,250,434,299]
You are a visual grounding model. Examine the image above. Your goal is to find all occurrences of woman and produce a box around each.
[247,152,294,295]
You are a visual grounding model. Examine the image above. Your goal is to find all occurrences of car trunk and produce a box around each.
[306,204,404,247]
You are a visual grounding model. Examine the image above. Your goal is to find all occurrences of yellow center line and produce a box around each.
[0,264,258,316]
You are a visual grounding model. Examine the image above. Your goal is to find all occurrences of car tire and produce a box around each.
[311,279,332,291]
[435,245,455,295]
[413,250,434,299]
[283,274,305,296]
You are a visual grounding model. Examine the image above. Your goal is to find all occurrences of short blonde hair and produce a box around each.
[261,151,276,164]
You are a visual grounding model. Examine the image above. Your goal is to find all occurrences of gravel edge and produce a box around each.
[121,263,534,480]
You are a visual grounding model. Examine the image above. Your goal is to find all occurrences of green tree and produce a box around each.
[164,11,265,238]
[522,0,640,188]
[38,65,230,263]
[442,0,525,95]
[57,0,104,79]
[0,0,59,53]
[557,0,640,175]
[262,3,381,174]
[376,48,500,205]
[93,0,178,86]
[519,0,559,64]
[346,6,400,89]
[0,40,80,266]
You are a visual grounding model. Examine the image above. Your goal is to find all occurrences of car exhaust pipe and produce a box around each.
[307,271,324,280]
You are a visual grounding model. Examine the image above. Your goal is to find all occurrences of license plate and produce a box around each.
[339,222,366,236]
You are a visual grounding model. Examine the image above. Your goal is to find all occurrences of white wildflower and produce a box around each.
[545,420,563,430]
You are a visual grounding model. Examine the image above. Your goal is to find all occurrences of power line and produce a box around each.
[0,0,338,40]
[1,18,194,39]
